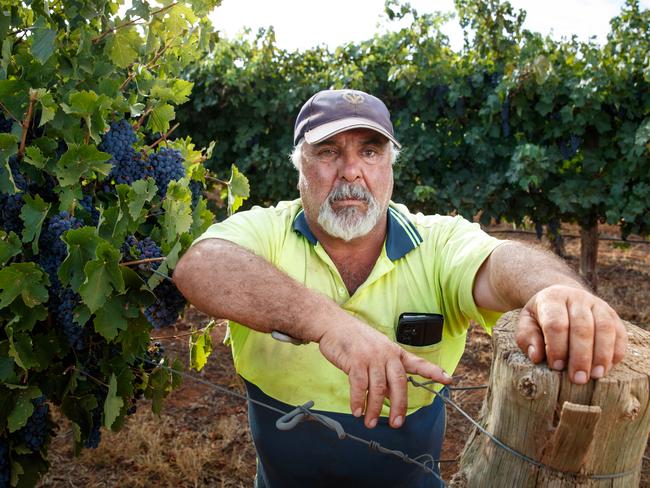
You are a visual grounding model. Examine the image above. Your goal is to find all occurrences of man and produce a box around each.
[173,89,627,487]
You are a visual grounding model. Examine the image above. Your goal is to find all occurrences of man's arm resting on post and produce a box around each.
[473,241,627,384]
[173,238,451,429]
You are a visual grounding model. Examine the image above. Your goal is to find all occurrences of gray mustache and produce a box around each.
[328,184,372,203]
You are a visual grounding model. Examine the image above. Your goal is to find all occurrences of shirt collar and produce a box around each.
[292,204,422,261]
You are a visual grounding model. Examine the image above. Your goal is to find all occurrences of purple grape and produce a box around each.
[148,147,185,197]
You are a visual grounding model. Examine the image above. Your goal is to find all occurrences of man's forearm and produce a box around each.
[173,238,345,342]
[474,241,586,312]
[173,237,453,428]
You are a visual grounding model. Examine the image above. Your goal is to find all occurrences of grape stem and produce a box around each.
[147,123,180,150]
[120,256,167,267]
[92,3,179,45]
[76,368,109,388]
[120,34,180,91]
[134,106,154,130]
[18,92,37,160]
[150,320,228,340]
[205,175,229,185]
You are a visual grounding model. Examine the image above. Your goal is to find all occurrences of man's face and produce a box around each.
[298,128,394,241]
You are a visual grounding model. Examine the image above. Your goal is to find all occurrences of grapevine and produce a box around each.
[0,1,249,486]
[17,397,49,453]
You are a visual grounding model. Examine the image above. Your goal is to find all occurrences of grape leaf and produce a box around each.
[0,231,22,266]
[0,133,19,193]
[0,263,49,309]
[35,89,57,127]
[189,321,215,371]
[24,146,47,169]
[62,90,98,116]
[78,260,112,313]
[227,164,250,215]
[94,295,128,340]
[6,326,40,371]
[78,242,123,313]
[127,178,157,221]
[7,300,48,333]
[30,18,56,65]
[59,227,101,290]
[150,79,193,105]
[96,241,125,293]
[0,356,15,382]
[105,28,141,68]
[7,387,42,432]
[161,180,192,246]
[20,194,50,253]
[148,102,175,134]
[103,374,124,429]
[0,80,29,122]
[55,144,112,186]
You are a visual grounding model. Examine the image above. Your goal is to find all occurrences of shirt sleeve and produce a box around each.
[431,216,505,335]
[191,205,286,264]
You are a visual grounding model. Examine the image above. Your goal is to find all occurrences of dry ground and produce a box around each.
[39,227,650,487]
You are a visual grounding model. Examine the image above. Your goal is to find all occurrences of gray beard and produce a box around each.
[317,183,382,241]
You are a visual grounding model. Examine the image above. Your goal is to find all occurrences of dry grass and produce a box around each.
[41,401,254,488]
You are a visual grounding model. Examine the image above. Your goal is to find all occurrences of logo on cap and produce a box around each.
[343,92,365,105]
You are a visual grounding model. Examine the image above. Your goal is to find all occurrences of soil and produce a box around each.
[38,227,650,487]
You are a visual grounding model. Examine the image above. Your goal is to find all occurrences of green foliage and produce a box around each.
[179,0,649,241]
[0,1,252,486]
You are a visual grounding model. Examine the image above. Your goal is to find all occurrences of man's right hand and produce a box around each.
[318,320,452,429]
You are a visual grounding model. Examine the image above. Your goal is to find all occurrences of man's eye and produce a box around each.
[318,149,336,157]
[363,149,378,157]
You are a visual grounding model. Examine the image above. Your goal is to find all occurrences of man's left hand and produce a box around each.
[515,284,628,384]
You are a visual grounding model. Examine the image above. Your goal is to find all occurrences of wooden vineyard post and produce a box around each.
[450,310,650,487]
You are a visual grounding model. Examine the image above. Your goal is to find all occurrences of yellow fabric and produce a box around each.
[193,199,503,415]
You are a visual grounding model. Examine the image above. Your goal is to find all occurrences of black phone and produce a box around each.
[396,313,444,346]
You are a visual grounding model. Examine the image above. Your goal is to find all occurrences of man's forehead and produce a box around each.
[311,129,390,147]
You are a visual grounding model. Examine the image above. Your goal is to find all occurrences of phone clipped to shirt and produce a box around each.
[396,313,444,347]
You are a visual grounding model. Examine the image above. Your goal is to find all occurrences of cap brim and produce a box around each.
[304,117,401,149]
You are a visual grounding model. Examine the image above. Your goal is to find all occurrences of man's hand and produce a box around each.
[515,284,628,384]
[318,320,452,430]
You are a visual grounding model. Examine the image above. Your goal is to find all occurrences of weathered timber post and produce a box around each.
[450,310,650,487]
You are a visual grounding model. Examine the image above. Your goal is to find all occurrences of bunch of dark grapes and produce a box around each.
[121,235,162,271]
[79,194,100,225]
[108,151,154,186]
[17,396,48,452]
[38,211,82,285]
[148,147,185,197]
[0,157,27,234]
[54,287,85,350]
[0,193,24,234]
[0,113,12,133]
[145,280,186,328]
[0,437,9,488]
[100,119,157,187]
[99,119,137,163]
[189,180,204,209]
[84,392,104,449]
[128,341,166,415]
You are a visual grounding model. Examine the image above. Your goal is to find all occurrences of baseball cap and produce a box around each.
[293,89,401,148]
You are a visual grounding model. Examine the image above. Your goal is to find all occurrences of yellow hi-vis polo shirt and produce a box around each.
[194,199,502,417]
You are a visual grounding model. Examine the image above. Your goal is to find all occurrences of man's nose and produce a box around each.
[337,150,363,181]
